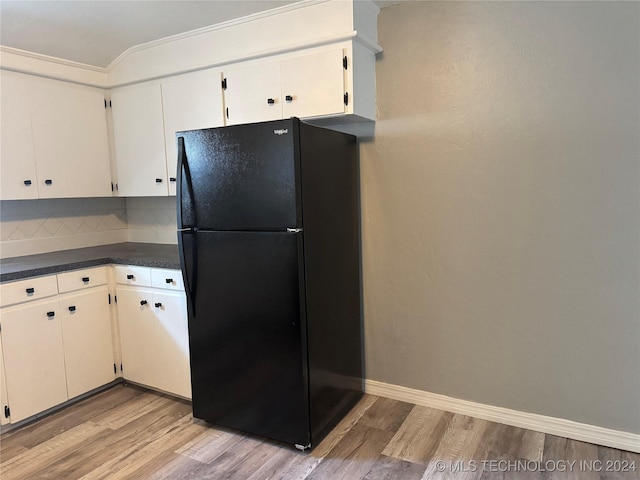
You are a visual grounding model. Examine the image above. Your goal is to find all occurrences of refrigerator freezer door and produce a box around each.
[177,119,301,231]
[183,230,309,445]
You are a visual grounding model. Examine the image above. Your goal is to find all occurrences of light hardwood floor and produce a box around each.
[0,385,638,479]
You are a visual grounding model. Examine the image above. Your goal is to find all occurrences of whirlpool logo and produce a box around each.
[273,129,288,135]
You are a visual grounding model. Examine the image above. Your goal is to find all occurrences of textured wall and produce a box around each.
[361,1,640,433]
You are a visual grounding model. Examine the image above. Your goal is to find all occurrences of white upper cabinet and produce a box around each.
[28,76,112,198]
[161,69,224,195]
[0,70,38,200]
[0,71,112,200]
[222,47,366,126]
[223,61,283,126]
[111,82,168,196]
[280,49,346,120]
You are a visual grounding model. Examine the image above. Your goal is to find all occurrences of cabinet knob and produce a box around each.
[127,274,134,280]
[285,95,293,102]
[82,277,90,283]
[155,178,163,183]
[26,287,35,294]
[169,177,176,182]
[24,179,32,186]
[140,300,148,306]
[68,305,76,312]
[45,179,53,185]
[46,311,55,318]
[267,98,275,105]
[154,302,163,308]
[165,278,173,284]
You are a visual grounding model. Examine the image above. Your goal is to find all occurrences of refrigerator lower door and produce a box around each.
[182,230,309,446]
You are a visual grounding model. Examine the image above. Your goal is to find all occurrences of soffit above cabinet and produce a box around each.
[0,0,383,88]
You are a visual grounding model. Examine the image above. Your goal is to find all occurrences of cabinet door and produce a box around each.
[0,338,9,425]
[111,83,168,196]
[223,62,282,126]
[281,49,346,119]
[153,291,191,398]
[59,288,115,399]
[1,299,68,422]
[116,287,156,387]
[162,70,224,196]
[0,71,38,200]
[29,76,112,198]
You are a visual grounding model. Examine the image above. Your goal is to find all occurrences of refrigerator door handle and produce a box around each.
[287,228,303,233]
[178,230,198,317]
[176,136,196,229]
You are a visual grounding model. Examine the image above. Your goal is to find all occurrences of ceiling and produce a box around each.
[0,1,400,69]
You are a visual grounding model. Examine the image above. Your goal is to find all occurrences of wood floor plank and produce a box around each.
[1,422,109,480]
[357,396,415,433]
[96,414,207,480]
[542,434,601,480]
[90,391,175,429]
[0,443,28,463]
[306,423,394,480]
[421,414,491,480]
[382,405,454,465]
[597,444,640,480]
[175,425,250,464]
[362,454,427,479]
[28,399,192,480]
[0,385,144,451]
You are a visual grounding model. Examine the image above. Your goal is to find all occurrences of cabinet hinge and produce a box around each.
[344,92,349,106]
[221,78,227,90]
[4,405,10,419]
[115,183,119,191]
[226,107,229,119]
[109,100,112,108]
[113,363,117,374]
[114,295,118,304]
[120,363,123,372]
[108,293,111,304]
[104,99,107,108]
[343,56,348,70]
[111,182,114,192]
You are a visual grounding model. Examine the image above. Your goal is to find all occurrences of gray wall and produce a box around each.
[361,1,640,434]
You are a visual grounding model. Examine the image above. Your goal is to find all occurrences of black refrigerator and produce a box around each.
[176,118,363,450]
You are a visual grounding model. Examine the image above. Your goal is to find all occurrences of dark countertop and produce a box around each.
[0,243,180,282]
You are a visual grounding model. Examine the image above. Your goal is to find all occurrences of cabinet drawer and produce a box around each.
[114,266,151,286]
[151,269,184,291]
[0,275,58,307]
[57,266,108,293]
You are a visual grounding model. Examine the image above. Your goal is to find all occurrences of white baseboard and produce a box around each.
[364,379,640,453]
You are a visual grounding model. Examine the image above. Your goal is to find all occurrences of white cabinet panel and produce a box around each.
[29,76,112,198]
[281,49,346,119]
[151,268,184,291]
[223,61,282,126]
[153,291,191,398]
[0,339,9,425]
[161,69,224,196]
[111,83,168,196]
[57,266,108,294]
[114,265,152,287]
[117,287,156,387]
[0,70,38,200]
[1,298,68,422]
[59,288,115,398]
[0,275,59,308]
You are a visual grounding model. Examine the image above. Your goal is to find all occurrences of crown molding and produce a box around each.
[0,45,106,73]
[106,0,329,71]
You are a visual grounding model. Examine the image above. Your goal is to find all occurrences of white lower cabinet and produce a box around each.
[59,287,116,399]
[116,268,191,399]
[1,298,68,423]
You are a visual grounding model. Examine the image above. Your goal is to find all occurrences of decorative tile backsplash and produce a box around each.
[0,197,179,257]
[0,198,128,242]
